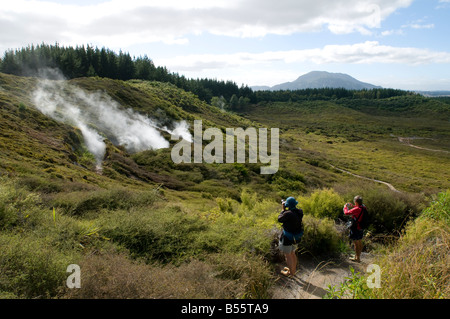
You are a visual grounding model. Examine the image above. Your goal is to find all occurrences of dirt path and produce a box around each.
[329,164,400,193]
[396,136,450,154]
[325,134,450,192]
[272,252,373,299]
[272,134,443,299]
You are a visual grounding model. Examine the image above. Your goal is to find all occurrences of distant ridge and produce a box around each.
[252,71,382,91]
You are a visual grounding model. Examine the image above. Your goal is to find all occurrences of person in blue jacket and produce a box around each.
[278,197,304,277]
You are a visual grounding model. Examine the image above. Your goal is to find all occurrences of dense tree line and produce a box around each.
[1,43,414,107]
[0,43,255,104]
[254,87,415,103]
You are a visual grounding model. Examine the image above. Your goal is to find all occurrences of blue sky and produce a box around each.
[1,0,450,90]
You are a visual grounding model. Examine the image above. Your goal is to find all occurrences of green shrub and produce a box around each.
[420,190,449,224]
[360,189,408,232]
[209,215,272,256]
[324,267,372,299]
[0,233,78,298]
[100,206,209,264]
[0,179,41,230]
[216,197,235,213]
[29,208,111,252]
[18,102,27,112]
[17,176,64,193]
[270,169,306,199]
[298,188,344,219]
[240,189,258,210]
[204,193,279,256]
[98,190,278,265]
[78,150,97,168]
[336,184,426,233]
[299,214,342,256]
[51,187,159,216]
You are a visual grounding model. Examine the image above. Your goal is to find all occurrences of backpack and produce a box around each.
[279,208,304,245]
[347,205,369,231]
[357,205,369,230]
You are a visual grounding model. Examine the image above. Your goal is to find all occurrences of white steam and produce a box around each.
[167,120,193,143]
[32,77,191,169]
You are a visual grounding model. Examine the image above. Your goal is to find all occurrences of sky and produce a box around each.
[1,0,450,90]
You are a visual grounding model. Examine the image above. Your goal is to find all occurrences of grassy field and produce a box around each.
[241,101,450,193]
[0,72,449,299]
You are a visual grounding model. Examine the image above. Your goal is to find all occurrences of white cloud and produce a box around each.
[379,17,434,37]
[381,29,405,36]
[0,0,414,52]
[436,0,450,9]
[408,23,435,29]
[402,18,435,30]
[158,41,450,73]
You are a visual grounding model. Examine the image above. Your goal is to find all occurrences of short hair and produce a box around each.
[354,195,363,205]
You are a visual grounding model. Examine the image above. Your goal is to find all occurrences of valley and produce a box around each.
[0,69,449,299]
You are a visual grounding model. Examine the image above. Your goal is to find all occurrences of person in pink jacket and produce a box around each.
[344,195,366,262]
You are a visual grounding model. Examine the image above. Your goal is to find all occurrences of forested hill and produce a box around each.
[0,43,255,104]
[0,43,426,109]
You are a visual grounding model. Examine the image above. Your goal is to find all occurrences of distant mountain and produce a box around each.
[253,71,382,91]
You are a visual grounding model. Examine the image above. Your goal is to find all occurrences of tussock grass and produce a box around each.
[370,218,449,298]
[60,252,272,299]
[367,190,449,299]
[49,187,159,216]
[1,72,449,299]
[0,232,79,299]
[326,190,449,299]
[0,179,276,299]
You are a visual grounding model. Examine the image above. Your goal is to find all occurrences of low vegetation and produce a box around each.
[0,48,449,299]
[325,190,449,299]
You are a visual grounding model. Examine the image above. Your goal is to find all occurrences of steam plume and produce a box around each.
[32,75,191,169]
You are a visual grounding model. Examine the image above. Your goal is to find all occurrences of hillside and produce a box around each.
[254,71,382,91]
[0,72,261,197]
[0,43,256,104]
[0,71,449,300]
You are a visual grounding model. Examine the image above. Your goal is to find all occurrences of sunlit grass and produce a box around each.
[1,72,449,299]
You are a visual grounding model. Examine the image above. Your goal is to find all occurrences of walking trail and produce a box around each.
[328,135,450,193]
[329,164,400,193]
[272,252,374,299]
[395,136,450,154]
[273,134,447,298]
